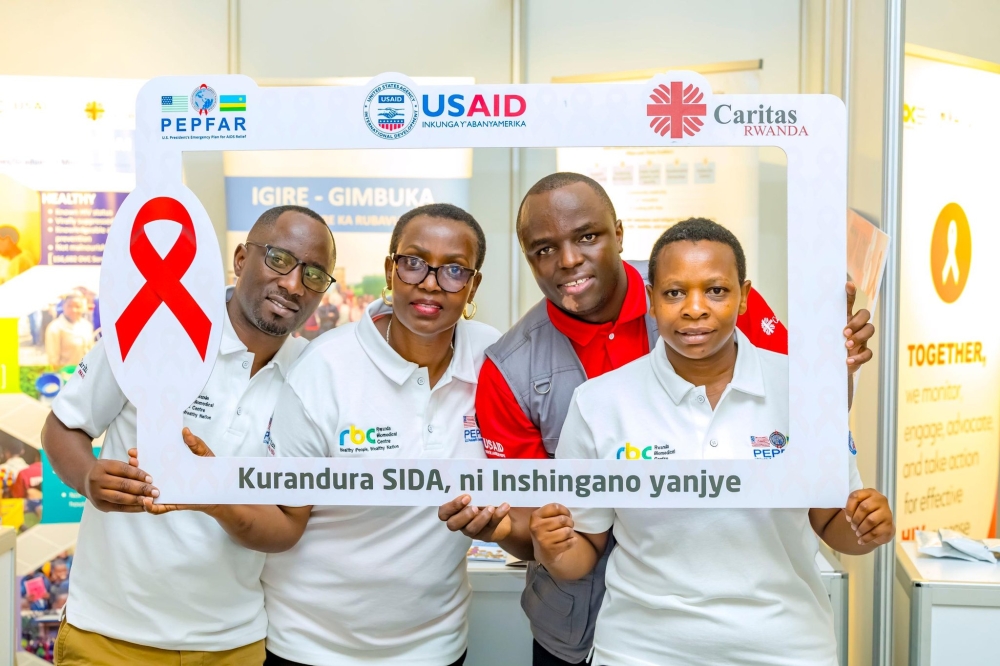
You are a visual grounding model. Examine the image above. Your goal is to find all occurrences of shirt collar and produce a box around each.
[651,328,767,404]
[356,300,479,386]
[545,261,648,346]
[218,298,302,378]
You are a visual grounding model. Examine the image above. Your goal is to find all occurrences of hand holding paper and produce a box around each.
[439,495,512,542]
[844,281,874,371]
[83,458,159,513]
[130,428,215,516]
[845,488,895,546]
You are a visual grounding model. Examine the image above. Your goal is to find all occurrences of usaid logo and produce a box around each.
[364,82,419,140]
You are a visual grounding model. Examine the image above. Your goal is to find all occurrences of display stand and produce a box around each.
[466,560,532,666]
[819,550,850,666]
[895,541,1000,665]
[466,550,848,666]
[1,526,15,666]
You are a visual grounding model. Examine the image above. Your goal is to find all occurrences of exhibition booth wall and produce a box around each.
[1,1,999,664]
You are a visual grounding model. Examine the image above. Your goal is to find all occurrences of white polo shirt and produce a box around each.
[557,330,863,666]
[52,307,306,651]
[261,300,499,666]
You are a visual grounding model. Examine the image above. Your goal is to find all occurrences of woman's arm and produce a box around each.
[810,488,894,556]
[529,503,608,580]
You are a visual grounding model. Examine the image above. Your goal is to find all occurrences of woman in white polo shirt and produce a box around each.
[531,219,895,666]
[166,203,501,666]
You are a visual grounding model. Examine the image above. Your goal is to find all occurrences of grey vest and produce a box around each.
[484,296,658,663]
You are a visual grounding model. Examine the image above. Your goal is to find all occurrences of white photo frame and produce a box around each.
[100,71,848,508]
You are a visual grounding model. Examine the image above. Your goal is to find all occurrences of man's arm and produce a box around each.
[144,500,311,554]
[200,504,312,553]
[41,412,156,513]
[439,359,545,560]
[809,488,894,556]
[135,429,312,553]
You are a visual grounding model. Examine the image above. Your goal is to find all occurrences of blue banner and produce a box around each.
[225,177,471,233]
[40,448,99,523]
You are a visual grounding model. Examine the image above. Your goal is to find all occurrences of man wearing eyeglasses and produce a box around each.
[42,205,336,666]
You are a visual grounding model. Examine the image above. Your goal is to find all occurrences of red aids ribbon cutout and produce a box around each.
[115,197,212,362]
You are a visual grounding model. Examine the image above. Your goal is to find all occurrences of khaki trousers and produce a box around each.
[55,619,265,666]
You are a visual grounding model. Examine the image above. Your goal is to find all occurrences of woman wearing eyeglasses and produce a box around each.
[151,203,500,666]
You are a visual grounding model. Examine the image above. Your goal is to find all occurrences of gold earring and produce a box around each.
[381,287,393,306]
[463,301,477,320]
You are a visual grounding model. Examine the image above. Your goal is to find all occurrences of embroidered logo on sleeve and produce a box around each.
[76,361,89,379]
[482,437,505,458]
[264,416,275,457]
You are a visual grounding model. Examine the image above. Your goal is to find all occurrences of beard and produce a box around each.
[250,296,298,336]
[253,311,292,336]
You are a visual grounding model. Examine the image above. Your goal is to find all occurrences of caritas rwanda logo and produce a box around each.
[647,82,707,138]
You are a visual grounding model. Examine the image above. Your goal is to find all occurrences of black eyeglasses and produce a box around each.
[391,254,477,293]
[244,242,335,293]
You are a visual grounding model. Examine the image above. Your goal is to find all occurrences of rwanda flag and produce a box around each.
[220,95,247,112]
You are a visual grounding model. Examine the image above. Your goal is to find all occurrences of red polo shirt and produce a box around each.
[476,262,788,459]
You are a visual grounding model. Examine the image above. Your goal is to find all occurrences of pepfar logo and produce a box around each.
[647,81,707,138]
[463,414,482,443]
[364,82,419,140]
[160,82,247,136]
[617,442,652,460]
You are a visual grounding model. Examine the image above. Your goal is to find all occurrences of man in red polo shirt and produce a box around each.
[439,172,873,666]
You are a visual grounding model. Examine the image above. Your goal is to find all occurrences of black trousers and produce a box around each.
[264,648,466,666]
[533,640,589,666]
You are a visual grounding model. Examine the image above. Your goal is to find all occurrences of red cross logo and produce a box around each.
[647,82,707,138]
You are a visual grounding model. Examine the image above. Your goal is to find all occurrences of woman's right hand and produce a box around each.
[529,503,578,568]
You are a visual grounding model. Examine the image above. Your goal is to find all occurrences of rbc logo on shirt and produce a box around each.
[339,425,376,446]
[616,442,652,459]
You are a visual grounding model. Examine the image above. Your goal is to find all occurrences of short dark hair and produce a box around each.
[389,203,487,270]
[250,205,327,233]
[516,172,617,239]
[248,205,335,262]
[648,217,747,285]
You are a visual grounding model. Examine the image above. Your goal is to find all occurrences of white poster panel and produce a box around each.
[0,76,143,192]
[102,71,847,508]
[557,70,761,270]
[897,55,1000,540]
